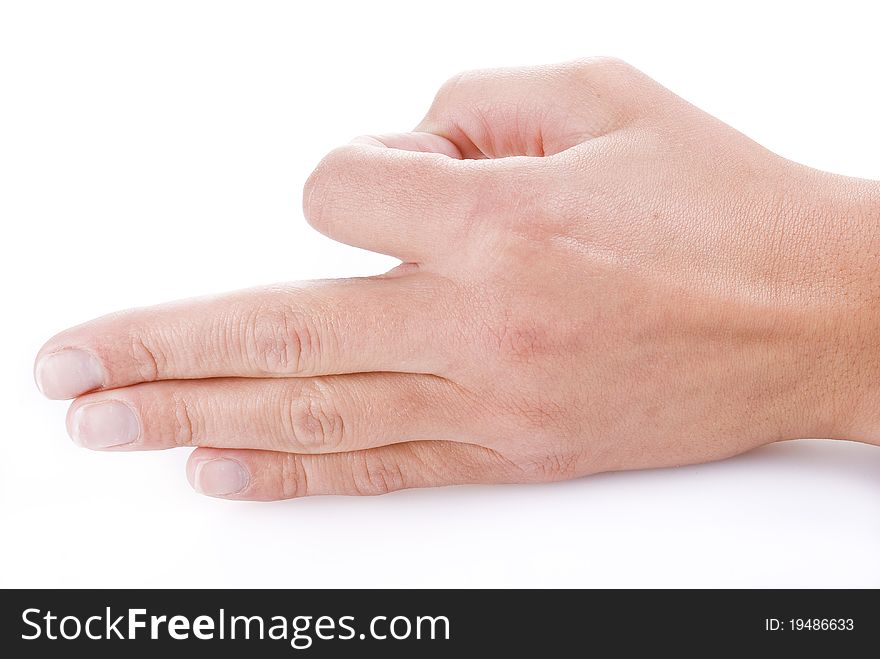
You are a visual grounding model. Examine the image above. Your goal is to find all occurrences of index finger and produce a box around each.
[35,275,455,399]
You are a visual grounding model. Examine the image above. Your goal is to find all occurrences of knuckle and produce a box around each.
[144,388,200,449]
[302,146,356,235]
[490,163,559,234]
[352,452,407,496]
[424,67,494,122]
[428,70,469,114]
[243,302,319,375]
[281,454,310,499]
[568,55,634,81]
[559,56,643,129]
[491,388,571,442]
[282,381,345,452]
[126,332,164,382]
[517,451,580,483]
[483,310,552,365]
[169,392,198,447]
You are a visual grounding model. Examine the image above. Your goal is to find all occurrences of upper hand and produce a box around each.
[35,58,880,500]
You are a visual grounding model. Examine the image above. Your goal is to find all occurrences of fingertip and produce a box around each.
[34,348,105,400]
[187,449,250,499]
[186,447,218,489]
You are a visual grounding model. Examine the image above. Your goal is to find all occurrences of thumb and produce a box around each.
[349,132,463,158]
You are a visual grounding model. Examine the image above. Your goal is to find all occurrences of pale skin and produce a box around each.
[34,58,880,500]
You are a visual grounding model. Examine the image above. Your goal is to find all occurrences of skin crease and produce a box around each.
[35,58,880,500]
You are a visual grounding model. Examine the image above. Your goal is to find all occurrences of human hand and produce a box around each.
[35,58,880,500]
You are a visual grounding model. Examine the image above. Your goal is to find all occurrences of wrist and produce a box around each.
[798,175,880,443]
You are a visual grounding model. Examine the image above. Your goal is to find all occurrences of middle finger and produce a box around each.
[65,372,477,454]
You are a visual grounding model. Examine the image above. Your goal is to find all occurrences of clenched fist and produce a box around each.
[35,58,880,500]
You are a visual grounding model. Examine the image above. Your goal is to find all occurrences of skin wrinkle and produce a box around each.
[280,453,305,499]
[172,390,196,448]
[34,58,880,500]
[127,332,161,384]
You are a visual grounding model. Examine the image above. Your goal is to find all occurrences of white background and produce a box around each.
[1,0,879,588]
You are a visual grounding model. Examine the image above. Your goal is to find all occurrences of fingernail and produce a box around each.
[35,349,104,399]
[70,401,140,449]
[194,459,249,496]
